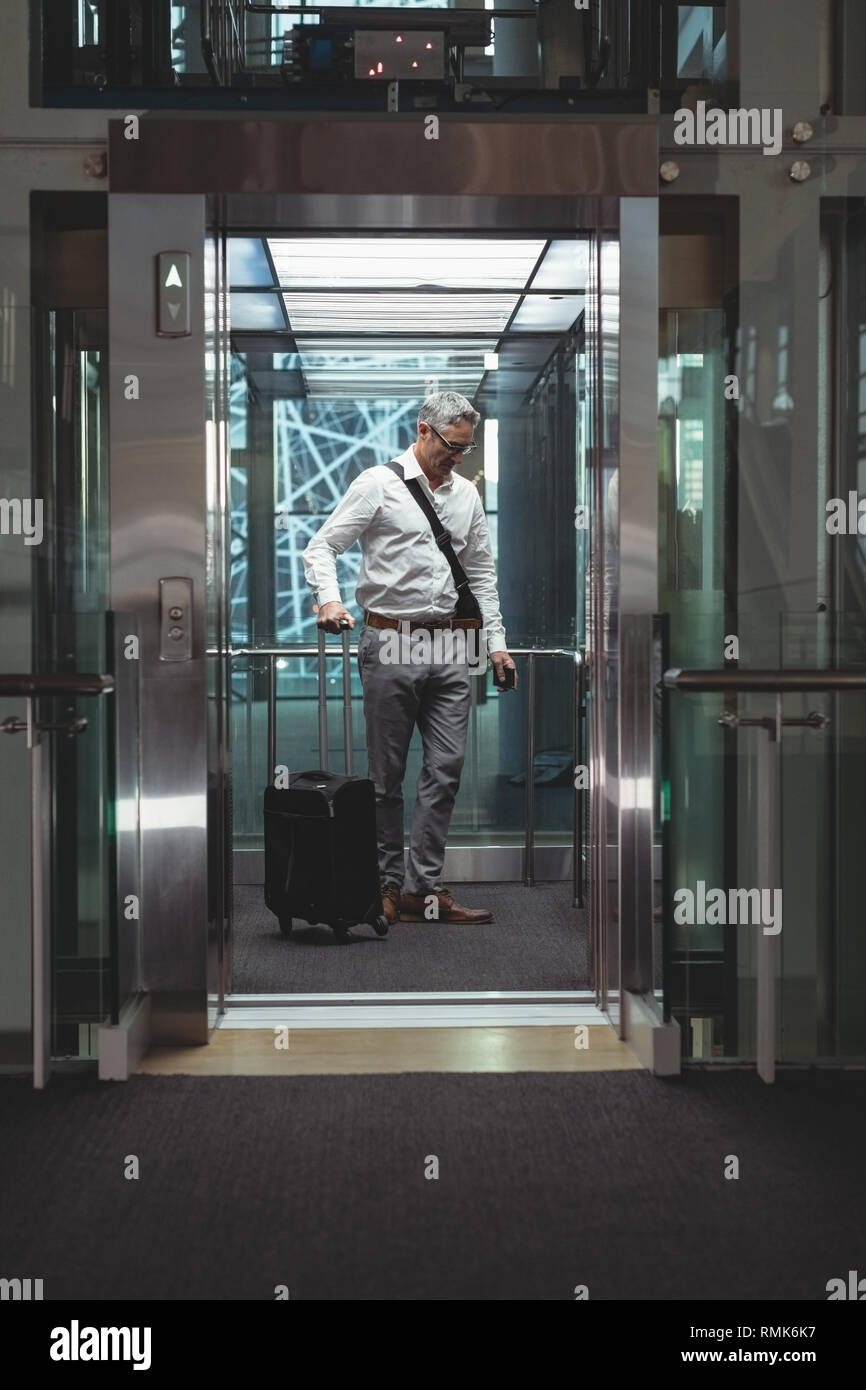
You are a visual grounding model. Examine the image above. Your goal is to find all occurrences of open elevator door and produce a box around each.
[107,118,659,1048]
[583,200,662,1038]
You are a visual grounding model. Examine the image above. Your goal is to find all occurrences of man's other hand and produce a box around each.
[490,651,517,690]
[316,601,355,634]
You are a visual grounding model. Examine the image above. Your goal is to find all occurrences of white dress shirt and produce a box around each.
[302,443,507,652]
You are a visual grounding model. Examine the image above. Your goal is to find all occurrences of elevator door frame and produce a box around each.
[107,118,659,1045]
[210,198,656,1034]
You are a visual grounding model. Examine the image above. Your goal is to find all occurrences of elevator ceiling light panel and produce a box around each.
[287,337,498,357]
[228,238,276,286]
[283,292,519,335]
[509,294,584,332]
[267,238,545,289]
[530,239,589,291]
[301,370,484,399]
[227,236,592,350]
[230,292,288,331]
[289,337,498,398]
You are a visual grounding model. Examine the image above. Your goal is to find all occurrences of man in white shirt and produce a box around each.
[302,390,516,927]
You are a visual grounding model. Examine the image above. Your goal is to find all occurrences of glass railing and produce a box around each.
[0,612,142,1085]
[213,635,585,893]
[0,612,144,1085]
[51,610,143,1066]
[45,612,113,1065]
[662,646,866,1070]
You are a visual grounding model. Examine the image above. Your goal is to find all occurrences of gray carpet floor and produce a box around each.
[231,881,589,993]
[1,1069,864,1300]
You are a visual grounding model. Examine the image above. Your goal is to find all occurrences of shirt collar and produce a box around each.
[397,443,454,492]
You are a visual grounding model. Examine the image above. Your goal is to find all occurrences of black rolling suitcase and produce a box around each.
[264,622,388,942]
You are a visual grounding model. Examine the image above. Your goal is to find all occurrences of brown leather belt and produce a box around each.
[364,610,482,632]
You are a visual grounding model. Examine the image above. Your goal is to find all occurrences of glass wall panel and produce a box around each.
[671,4,727,83]
[658,204,736,1057]
[664,670,864,1063]
[821,198,866,1057]
[31,305,127,1060]
[662,189,866,1065]
[0,291,36,1066]
[659,307,727,964]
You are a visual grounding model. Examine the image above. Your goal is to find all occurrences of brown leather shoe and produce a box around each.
[380,882,401,927]
[399,887,493,924]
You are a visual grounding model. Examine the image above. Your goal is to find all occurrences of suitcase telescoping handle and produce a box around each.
[316,618,353,776]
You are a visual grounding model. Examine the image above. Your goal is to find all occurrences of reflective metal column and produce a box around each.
[109,194,210,1044]
[617,200,660,1008]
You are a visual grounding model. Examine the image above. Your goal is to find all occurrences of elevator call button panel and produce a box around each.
[157,252,191,337]
[159,577,193,661]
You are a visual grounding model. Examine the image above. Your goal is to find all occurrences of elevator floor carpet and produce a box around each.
[231,881,588,993]
[1,1068,863,1300]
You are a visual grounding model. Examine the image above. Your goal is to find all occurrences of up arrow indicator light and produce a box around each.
[156,252,191,337]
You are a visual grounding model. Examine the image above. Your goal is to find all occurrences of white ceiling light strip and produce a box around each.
[283,291,519,334]
[268,237,546,289]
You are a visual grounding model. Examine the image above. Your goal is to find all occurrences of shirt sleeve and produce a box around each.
[302,470,381,608]
[460,494,507,652]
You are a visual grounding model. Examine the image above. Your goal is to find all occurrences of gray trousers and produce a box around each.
[357,622,472,895]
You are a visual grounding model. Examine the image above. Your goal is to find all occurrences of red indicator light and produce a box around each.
[368,68,375,76]
[425,42,433,49]
[411,60,418,68]
[377,61,383,73]
[395,35,402,43]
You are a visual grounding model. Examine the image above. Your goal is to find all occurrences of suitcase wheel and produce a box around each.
[278,914,294,939]
[372,914,389,938]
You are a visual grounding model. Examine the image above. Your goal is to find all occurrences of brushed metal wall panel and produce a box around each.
[214,193,618,233]
[108,119,658,198]
[109,195,209,1036]
[619,198,659,616]
[617,203,659,1009]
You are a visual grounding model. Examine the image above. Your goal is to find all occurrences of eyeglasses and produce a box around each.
[427,423,477,456]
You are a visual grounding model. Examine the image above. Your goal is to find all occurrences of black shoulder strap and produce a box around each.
[386,459,472,595]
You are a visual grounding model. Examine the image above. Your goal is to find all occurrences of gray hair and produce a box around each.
[418,390,480,434]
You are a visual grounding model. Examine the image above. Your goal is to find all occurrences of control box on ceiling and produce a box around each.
[355,32,445,82]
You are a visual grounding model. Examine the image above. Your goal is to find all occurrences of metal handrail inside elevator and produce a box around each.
[220,642,586,901]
